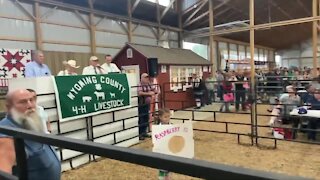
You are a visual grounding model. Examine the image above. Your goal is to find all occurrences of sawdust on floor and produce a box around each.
[62,104,320,180]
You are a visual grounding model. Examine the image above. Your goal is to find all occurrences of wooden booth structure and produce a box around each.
[113,43,212,110]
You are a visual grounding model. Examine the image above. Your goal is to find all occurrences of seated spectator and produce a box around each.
[279,85,301,120]
[298,84,315,104]
[305,90,320,140]
[57,59,80,76]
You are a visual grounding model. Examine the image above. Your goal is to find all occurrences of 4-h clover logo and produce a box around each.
[95,84,102,91]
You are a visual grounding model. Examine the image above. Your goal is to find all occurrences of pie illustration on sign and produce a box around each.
[168,135,185,154]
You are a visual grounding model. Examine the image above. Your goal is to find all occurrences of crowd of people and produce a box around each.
[1,49,320,179]
[190,67,320,141]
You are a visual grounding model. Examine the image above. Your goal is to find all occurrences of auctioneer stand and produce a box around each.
[8,74,139,172]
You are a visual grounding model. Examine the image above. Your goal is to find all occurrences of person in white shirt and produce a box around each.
[57,59,80,76]
[101,54,120,74]
[82,56,106,75]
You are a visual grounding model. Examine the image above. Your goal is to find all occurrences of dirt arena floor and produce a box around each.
[62,104,320,180]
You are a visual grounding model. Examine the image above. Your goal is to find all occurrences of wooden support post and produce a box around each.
[88,0,96,54]
[209,0,216,72]
[298,44,303,68]
[244,45,247,58]
[227,42,230,61]
[89,13,96,55]
[34,2,43,50]
[249,0,256,142]
[313,0,318,76]
[216,41,221,70]
[236,44,239,61]
[156,0,161,44]
[177,0,183,48]
[249,0,255,84]
[128,0,133,43]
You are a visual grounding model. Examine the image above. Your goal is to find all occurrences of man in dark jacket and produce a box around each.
[192,74,205,109]
[235,70,246,111]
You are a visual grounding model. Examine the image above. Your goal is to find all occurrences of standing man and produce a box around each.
[138,73,158,140]
[235,70,246,112]
[25,50,51,77]
[0,89,61,179]
[216,70,224,101]
[82,56,106,75]
[192,73,204,109]
[101,54,120,74]
[205,73,215,105]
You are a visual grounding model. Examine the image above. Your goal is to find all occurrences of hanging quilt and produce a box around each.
[0,48,31,87]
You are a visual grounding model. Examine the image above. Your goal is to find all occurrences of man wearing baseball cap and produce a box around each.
[138,73,158,140]
[57,59,80,76]
[82,56,106,75]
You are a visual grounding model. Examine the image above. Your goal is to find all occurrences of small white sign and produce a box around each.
[203,66,208,72]
[161,65,167,73]
[152,123,194,158]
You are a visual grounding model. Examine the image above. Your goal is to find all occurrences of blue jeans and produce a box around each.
[217,85,223,101]
[308,118,318,140]
[138,104,150,136]
[207,90,215,104]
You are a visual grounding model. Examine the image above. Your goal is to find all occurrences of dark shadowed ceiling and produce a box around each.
[48,0,313,49]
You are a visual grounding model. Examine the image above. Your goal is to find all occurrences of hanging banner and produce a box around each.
[53,74,130,122]
[152,123,194,158]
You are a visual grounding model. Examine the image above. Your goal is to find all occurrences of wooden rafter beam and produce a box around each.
[296,0,311,16]
[40,6,58,19]
[150,27,158,39]
[13,0,35,21]
[213,0,231,11]
[215,8,232,19]
[132,23,139,32]
[184,0,208,25]
[270,0,309,34]
[95,16,105,26]
[182,0,202,15]
[188,8,234,29]
[269,0,293,20]
[131,0,141,14]
[184,11,209,27]
[74,10,90,28]
[119,21,129,34]
[161,0,176,20]
[29,0,181,32]
[160,29,167,38]
[88,0,95,9]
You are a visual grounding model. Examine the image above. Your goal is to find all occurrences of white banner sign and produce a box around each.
[152,123,194,158]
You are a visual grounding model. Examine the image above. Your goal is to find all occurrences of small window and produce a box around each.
[169,66,202,91]
[127,48,133,59]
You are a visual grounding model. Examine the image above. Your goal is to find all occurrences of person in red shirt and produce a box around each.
[220,74,233,112]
